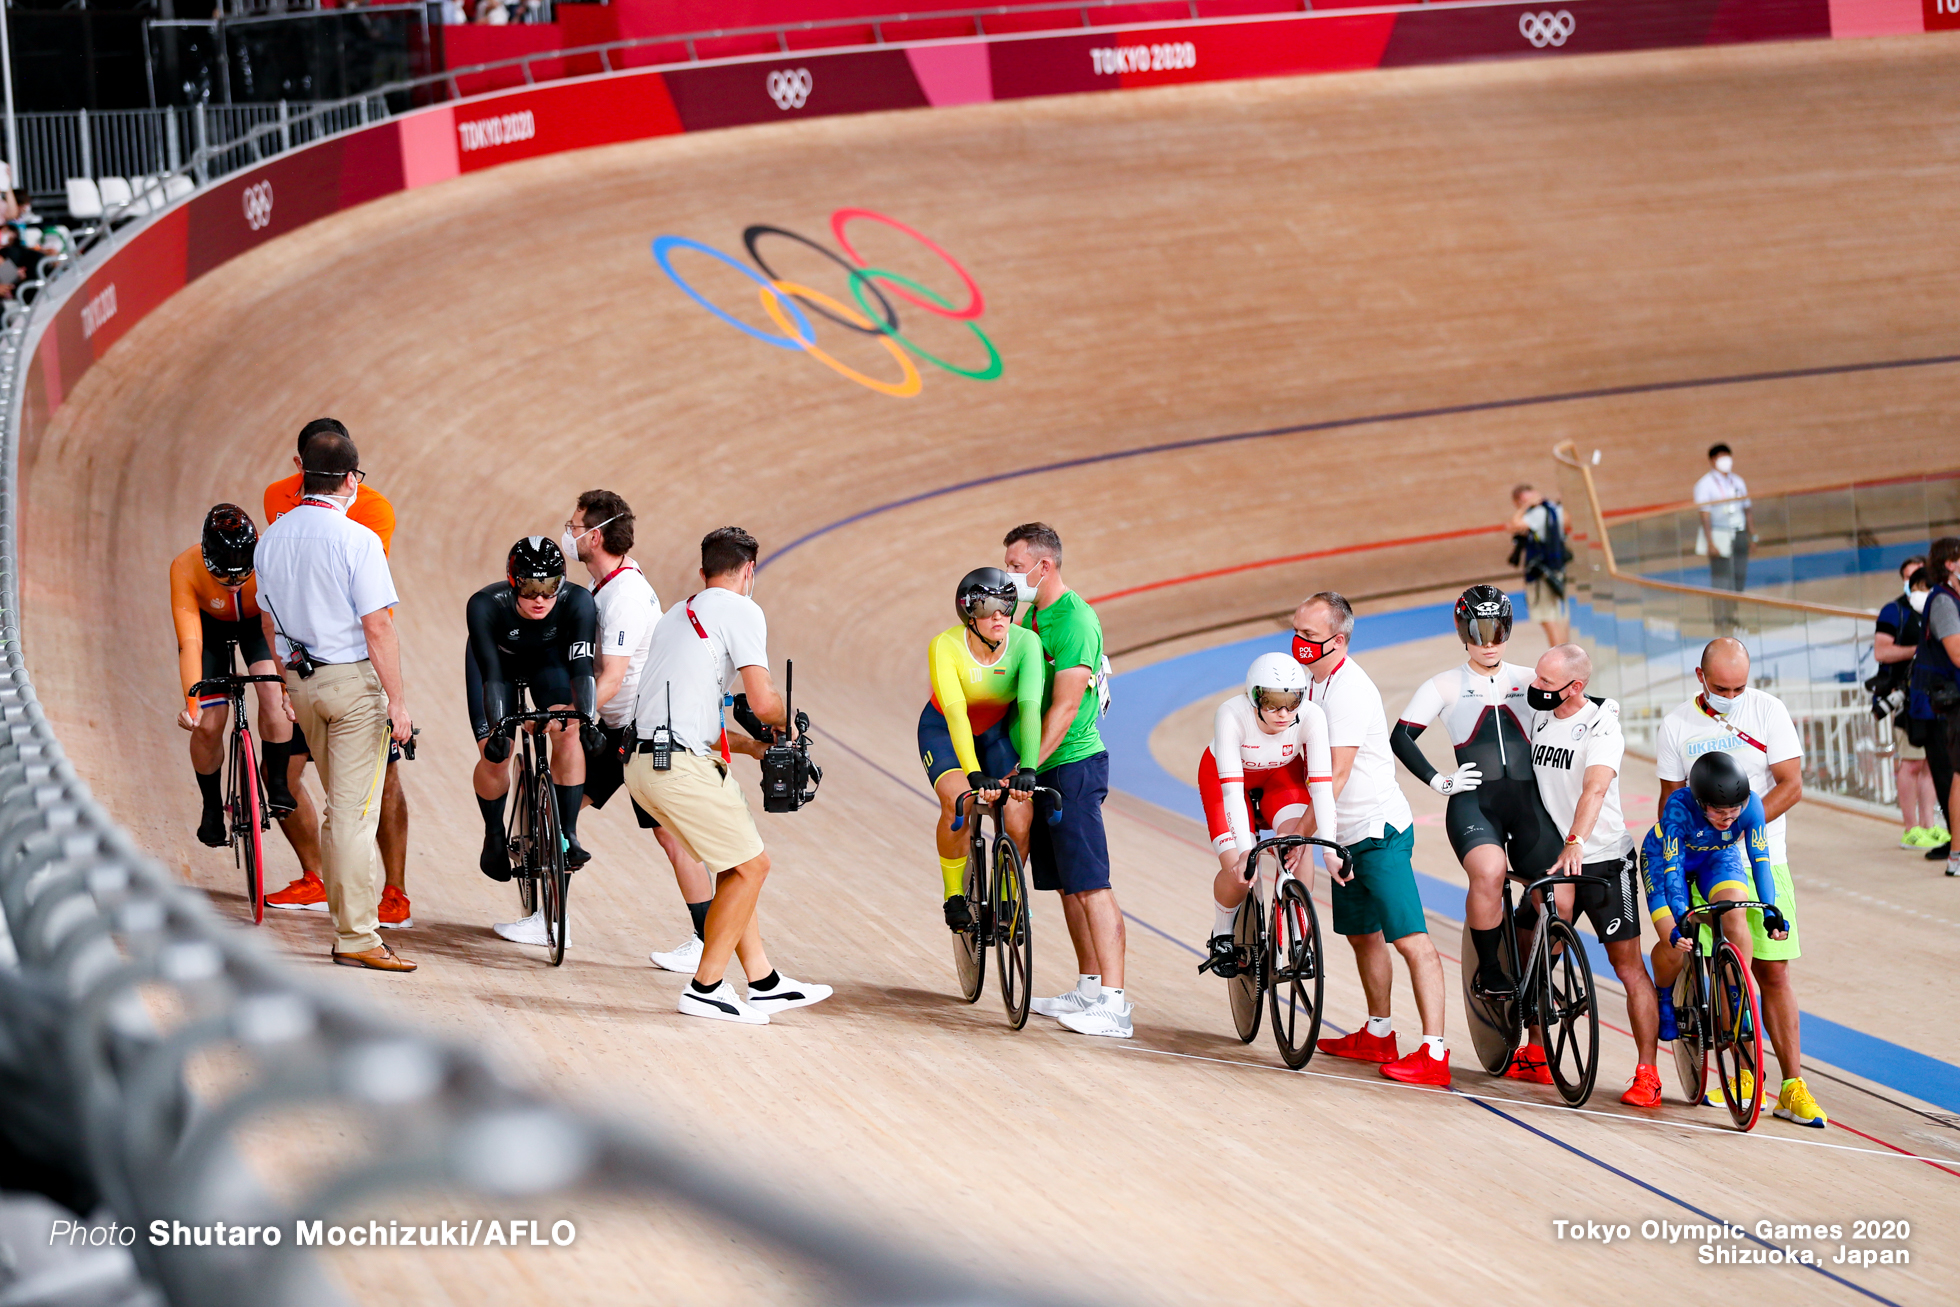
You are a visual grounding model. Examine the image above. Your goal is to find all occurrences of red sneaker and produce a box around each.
[265,870,328,912]
[1504,1043,1554,1085]
[378,885,413,929]
[1381,1046,1452,1087]
[1620,1064,1663,1108]
[1318,1028,1399,1064]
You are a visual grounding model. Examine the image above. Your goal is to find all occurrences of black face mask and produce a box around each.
[1527,681,1573,712]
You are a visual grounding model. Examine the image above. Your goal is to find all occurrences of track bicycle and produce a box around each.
[494,680,585,967]
[1667,898,1769,1131]
[1460,870,1607,1106]
[188,646,286,926]
[948,784,1063,1030]
[1197,834,1341,1069]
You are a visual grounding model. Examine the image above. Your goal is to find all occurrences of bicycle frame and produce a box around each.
[189,646,285,926]
[1673,898,1770,1130]
[1203,833,1346,1069]
[493,682,584,966]
[948,785,1062,1029]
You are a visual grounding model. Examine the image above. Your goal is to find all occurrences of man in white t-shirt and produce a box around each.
[1654,637,1826,1128]
[625,527,830,1027]
[1292,592,1451,1087]
[1523,644,1663,1107]
[1695,444,1752,627]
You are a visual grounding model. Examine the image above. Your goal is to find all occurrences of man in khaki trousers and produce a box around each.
[254,426,416,971]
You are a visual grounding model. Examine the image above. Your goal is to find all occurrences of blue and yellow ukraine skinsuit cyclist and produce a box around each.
[919,622,1044,899]
[1640,786,1778,1038]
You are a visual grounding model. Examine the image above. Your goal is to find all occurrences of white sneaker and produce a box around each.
[1029,979,1100,1020]
[677,979,769,1025]
[1059,995,1135,1039]
[746,973,833,1013]
[493,910,566,949]
[649,934,704,972]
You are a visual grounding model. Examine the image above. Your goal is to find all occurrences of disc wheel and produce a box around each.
[993,837,1033,1030]
[952,837,986,1003]
[1710,941,1764,1131]
[1460,917,1522,1075]
[539,769,568,967]
[1267,877,1324,1069]
[1540,919,1599,1106]
[1670,961,1708,1106]
[1228,892,1265,1044]
[232,729,266,925]
[512,752,538,916]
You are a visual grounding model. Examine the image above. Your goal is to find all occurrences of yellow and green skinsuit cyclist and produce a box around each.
[920,622,1044,900]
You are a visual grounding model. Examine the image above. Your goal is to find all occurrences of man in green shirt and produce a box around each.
[1003,522,1129,1038]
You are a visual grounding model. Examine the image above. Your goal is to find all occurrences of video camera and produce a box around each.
[732,660,822,813]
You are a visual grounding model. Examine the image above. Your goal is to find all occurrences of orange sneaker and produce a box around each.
[1381,1046,1452,1087]
[265,870,328,912]
[1620,1064,1664,1108]
[378,885,413,929]
[1317,1028,1399,1064]
[1504,1043,1554,1085]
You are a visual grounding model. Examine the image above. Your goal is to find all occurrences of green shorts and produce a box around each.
[1693,862,1800,962]
[1330,822,1428,943]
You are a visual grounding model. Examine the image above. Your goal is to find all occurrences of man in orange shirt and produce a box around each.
[262,418,412,927]
[172,504,322,875]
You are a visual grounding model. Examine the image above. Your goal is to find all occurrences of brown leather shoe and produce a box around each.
[331,943,417,972]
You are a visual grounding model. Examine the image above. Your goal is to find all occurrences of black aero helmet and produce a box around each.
[957,566,1019,648]
[507,535,566,599]
[1454,584,1513,647]
[201,503,257,583]
[1688,750,1752,810]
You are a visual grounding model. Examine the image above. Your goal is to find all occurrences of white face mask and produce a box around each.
[1714,455,1735,474]
[561,528,584,564]
[1703,688,1738,714]
[1006,564,1039,604]
[1910,589,1929,614]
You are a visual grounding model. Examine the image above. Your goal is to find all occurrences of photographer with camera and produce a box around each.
[1874,557,1946,852]
[625,527,830,1025]
[1507,483,1570,646]
[1910,537,1960,876]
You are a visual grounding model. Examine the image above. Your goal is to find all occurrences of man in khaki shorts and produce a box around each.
[623,527,830,1025]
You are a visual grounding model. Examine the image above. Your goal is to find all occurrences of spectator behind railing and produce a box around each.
[1873,557,1946,853]
[1910,536,1960,875]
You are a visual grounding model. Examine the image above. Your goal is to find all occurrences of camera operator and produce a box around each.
[1874,558,1945,853]
[1911,537,1960,875]
[624,527,831,1025]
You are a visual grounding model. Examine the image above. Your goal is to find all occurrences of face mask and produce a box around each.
[1526,682,1572,712]
[1292,633,1334,665]
[561,529,585,564]
[1703,690,1738,714]
[1910,590,1928,614]
[1007,569,1038,604]
[1714,455,1734,474]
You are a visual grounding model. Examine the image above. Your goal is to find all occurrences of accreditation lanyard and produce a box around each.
[592,559,639,595]
[684,594,732,764]
[1696,695,1767,753]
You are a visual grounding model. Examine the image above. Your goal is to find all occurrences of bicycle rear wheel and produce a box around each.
[1540,919,1598,1106]
[1670,960,1708,1106]
[1460,917,1521,1075]
[232,729,266,925]
[952,837,986,1003]
[1229,892,1264,1044]
[993,837,1033,1030]
[1267,877,1323,1069]
[1711,941,1764,1131]
[539,766,568,967]
[512,752,538,916]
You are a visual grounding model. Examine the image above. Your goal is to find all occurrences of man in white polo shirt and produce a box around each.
[1654,636,1825,1128]
[624,527,830,1026]
[1292,591,1450,1087]
[254,427,415,973]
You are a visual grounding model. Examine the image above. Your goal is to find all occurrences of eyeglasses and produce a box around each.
[563,512,620,537]
[301,467,365,484]
[513,576,563,600]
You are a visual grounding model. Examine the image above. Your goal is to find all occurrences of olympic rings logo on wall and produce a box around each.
[766,68,813,111]
[651,209,1001,399]
[1518,10,1575,47]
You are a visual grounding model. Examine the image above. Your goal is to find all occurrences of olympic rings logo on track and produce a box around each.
[651,209,1001,399]
[1518,10,1575,47]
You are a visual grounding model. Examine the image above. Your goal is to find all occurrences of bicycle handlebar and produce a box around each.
[493,708,589,734]
[949,786,1063,831]
[188,674,286,697]
[1680,899,1771,928]
[1515,871,1613,902]
[1247,833,1354,866]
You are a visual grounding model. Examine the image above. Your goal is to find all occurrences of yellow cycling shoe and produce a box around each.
[1773,1077,1829,1129]
[1703,1067,1771,1110]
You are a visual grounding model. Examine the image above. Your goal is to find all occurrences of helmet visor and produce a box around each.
[1460,613,1512,647]
[513,575,563,600]
[1252,686,1305,714]
[961,593,1016,621]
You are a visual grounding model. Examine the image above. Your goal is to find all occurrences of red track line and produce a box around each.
[1829,1118,1960,1179]
[1087,523,1510,605]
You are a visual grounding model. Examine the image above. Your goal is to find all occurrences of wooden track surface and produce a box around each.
[22,33,1960,1304]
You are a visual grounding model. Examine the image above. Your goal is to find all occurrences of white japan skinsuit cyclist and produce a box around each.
[1204,653,1346,969]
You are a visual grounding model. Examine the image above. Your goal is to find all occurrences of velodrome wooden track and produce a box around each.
[21,31,1960,1305]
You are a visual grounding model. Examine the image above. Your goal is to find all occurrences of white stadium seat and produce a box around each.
[65,178,103,221]
[164,175,194,202]
[97,177,133,215]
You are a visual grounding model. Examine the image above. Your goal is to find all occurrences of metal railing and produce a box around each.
[1551,441,1948,813]
[0,123,1070,1307]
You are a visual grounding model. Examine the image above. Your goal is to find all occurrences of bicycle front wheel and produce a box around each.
[1267,877,1323,1069]
[512,752,538,917]
[994,837,1033,1030]
[1670,959,1707,1106]
[1541,918,1598,1107]
[539,767,568,967]
[1711,940,1764,1131]
[233,729,266,925]
[952,837,986,1004]
[1229,892,1264,1044]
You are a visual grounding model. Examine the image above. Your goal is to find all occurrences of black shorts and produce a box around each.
[465,644,574,741]
[585,723,658,829]
[1511,849,1642,945]
[198,611,272,683]
[1445,779,1564,879]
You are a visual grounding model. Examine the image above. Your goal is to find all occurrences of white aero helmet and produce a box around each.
[1246,651,1309,715]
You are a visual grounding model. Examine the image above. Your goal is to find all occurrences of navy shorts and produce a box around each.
[1030,751,1111,895]
[918,701,1021,786]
